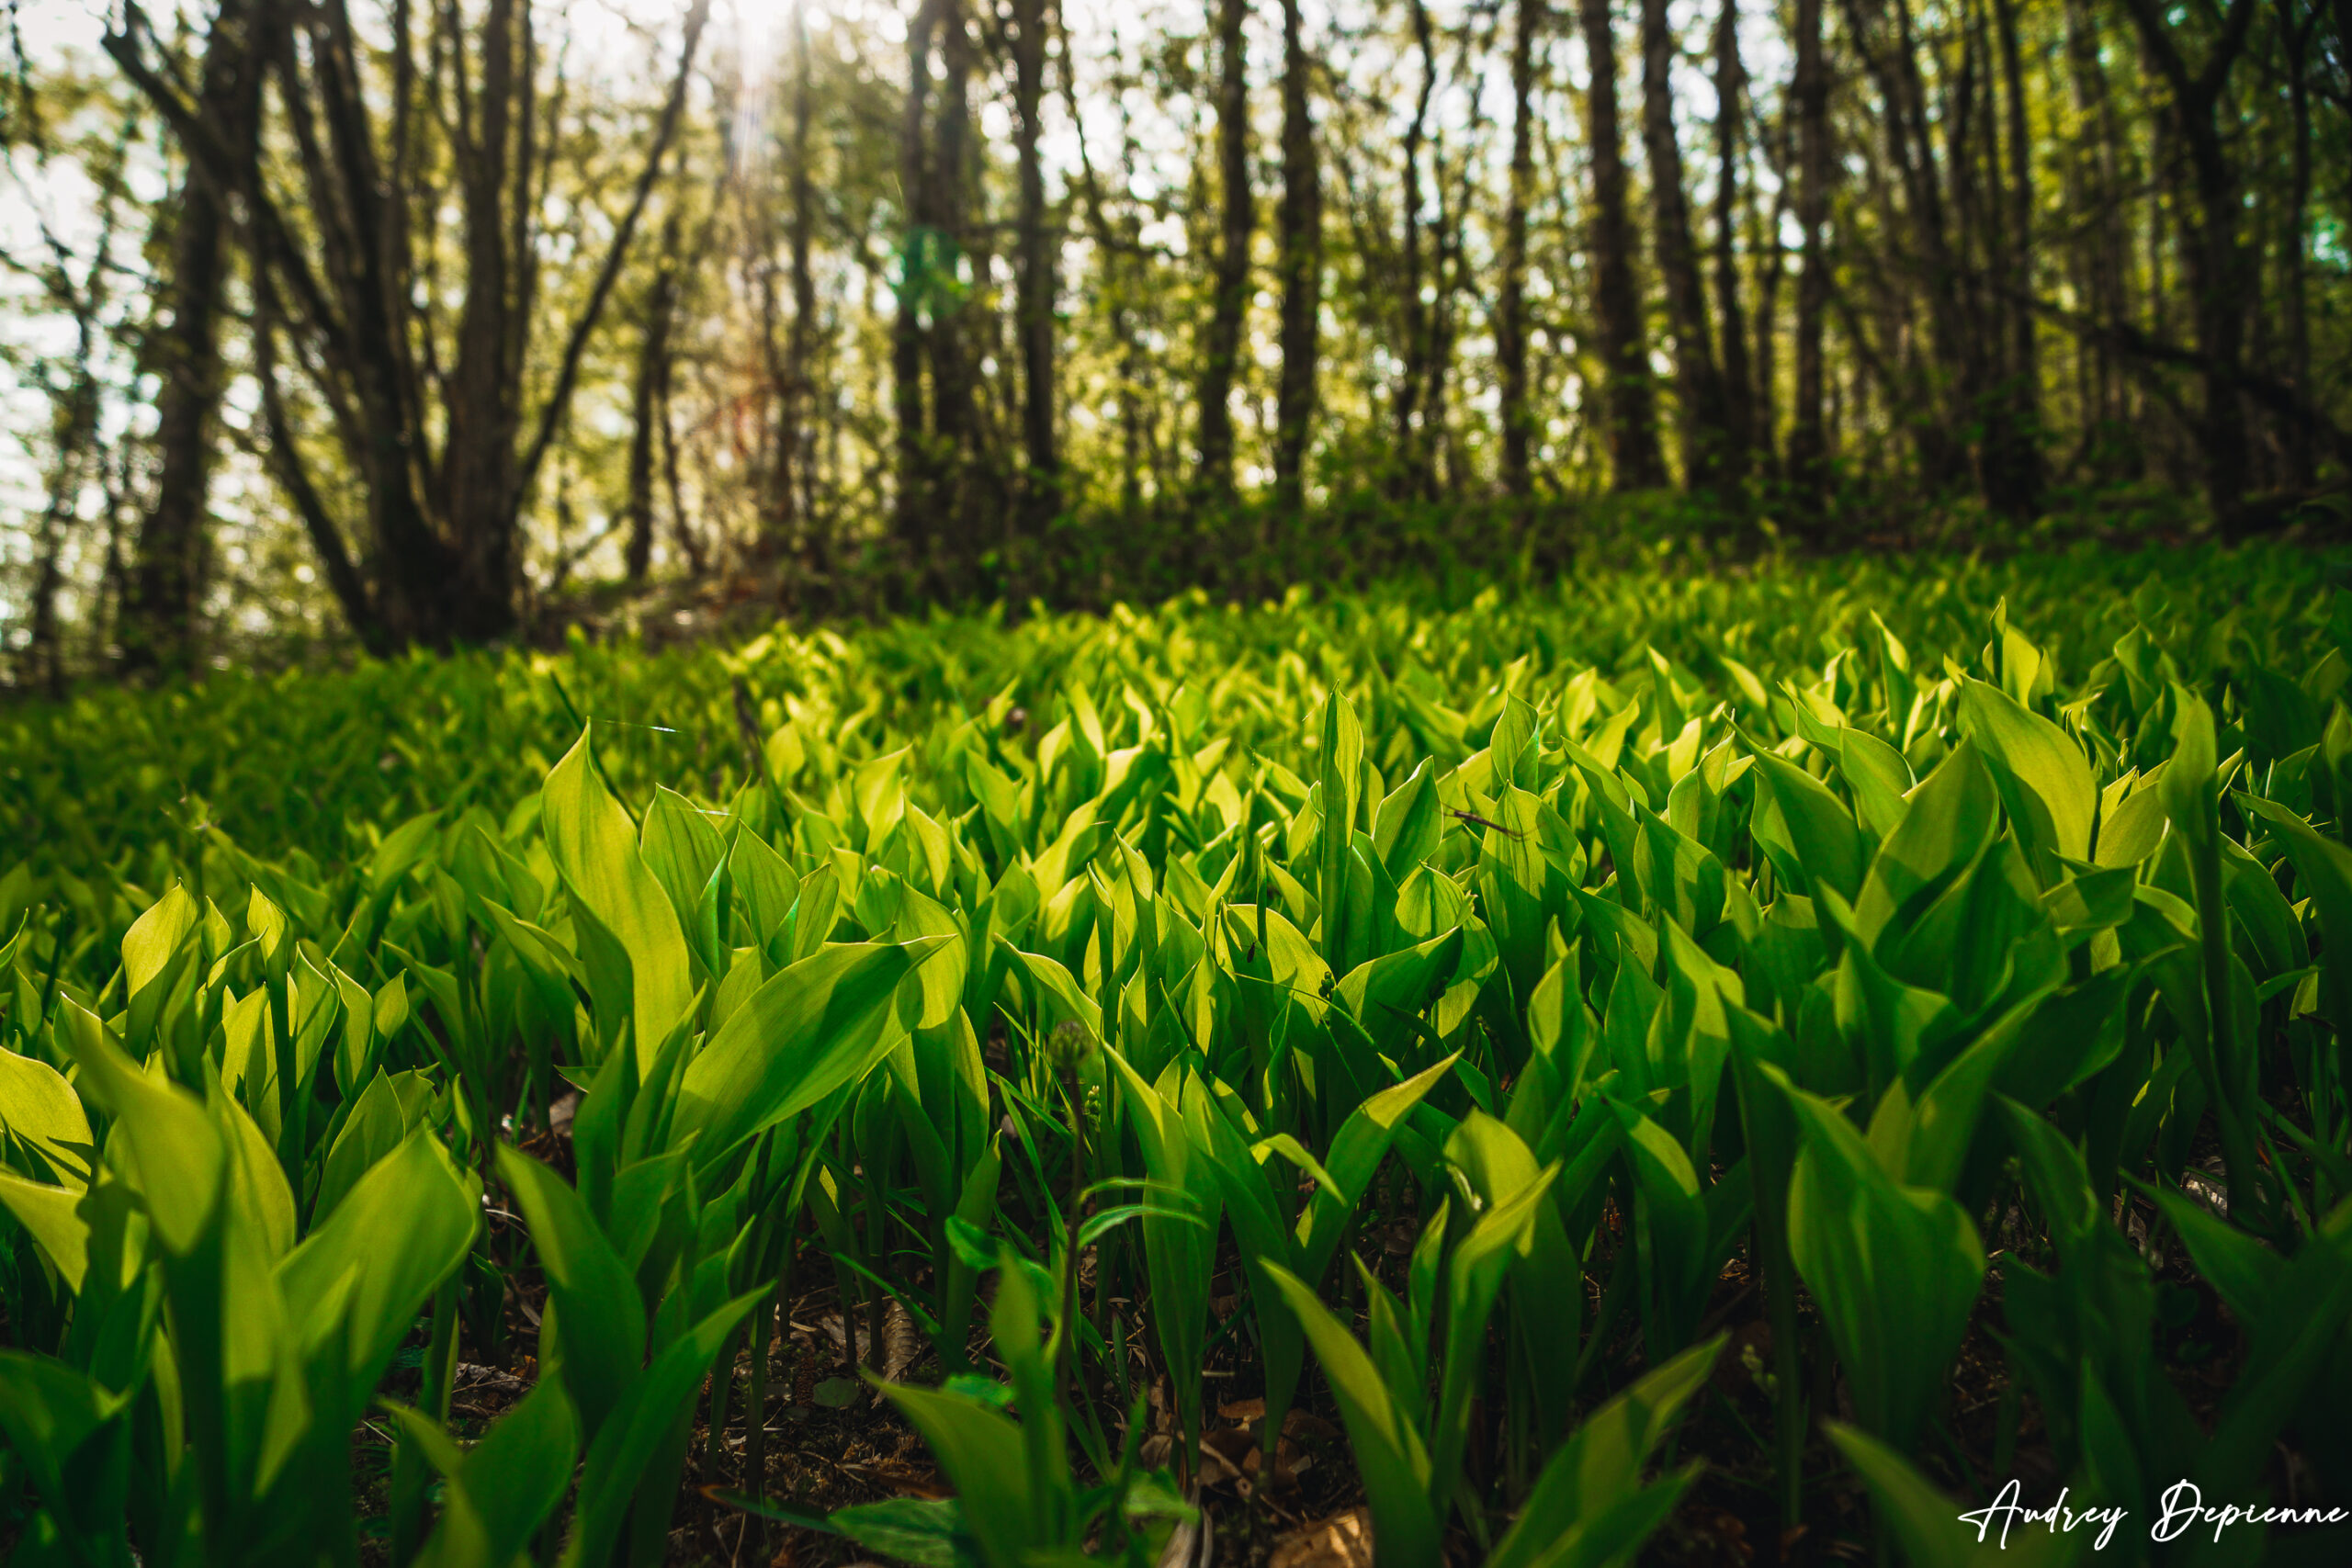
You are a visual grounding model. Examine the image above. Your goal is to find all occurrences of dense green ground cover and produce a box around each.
[5,544,2352,1567]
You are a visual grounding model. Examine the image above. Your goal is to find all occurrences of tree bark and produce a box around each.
[110,0,706,650]
[1789,0,1831,509]
[2119,0,2259,523]
[1712,0,1754,486]
[1578,0,1667,490]
[905,0,984,600]
[1498,0,1542,501]
[1843,0,1969,489]
[1641,0,1735,492]
[1394,0,1437,496]
[1012,0,1059,550]
[895,0,943,579]
[1272,0,1320,509]
[1751,111,1791,474]
[2275,0,2317,490]
[2062,0,2132,453]
[1984,0,2043,516]
[120,0,266,678]
[789,4,822,581]
[1198,0,1253,498]
[626,199,687,584]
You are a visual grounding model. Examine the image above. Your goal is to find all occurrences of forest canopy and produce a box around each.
[0,0,2346,683]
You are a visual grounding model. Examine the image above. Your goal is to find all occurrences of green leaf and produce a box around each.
[1957,679,2096,883]
[1318,692,1366,970]
[277,1130,474,1415]
[0,1350,130,1559]
[1771,1064,1984,1452]
[55,997,222,1257]
[0,1168,89,1292]
[671,939,939,1169]
[398,1379,582,1568]
[1374,759,1442,887]
[1830,1423,2087,1567]
[876,1381,1046,1568]
[1853,741,2002,953]
[497,1145,649,1444]
[542,730,696,1075]
[1264,1262,1443,1568]
[0,1044,94,1187]
[121,883,199,1002]
[832,1497,984,1568]
[565,1289,765,1568]
[1750,750,1868,905]
[1486,1338,1721,1568]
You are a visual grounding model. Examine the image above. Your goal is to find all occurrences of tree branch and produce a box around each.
[510,0,712,519]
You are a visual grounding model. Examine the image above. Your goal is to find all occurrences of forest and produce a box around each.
[0,0,2345,674]
[4,1,2352,1567]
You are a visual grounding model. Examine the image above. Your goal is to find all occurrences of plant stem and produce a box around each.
[390,1274,459,1568]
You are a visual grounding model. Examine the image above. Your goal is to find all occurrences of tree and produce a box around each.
[1640,0,1736,492]
[1711,0,1755,485]
[1272,0,1321,508]
[2119,0,2261,522]
[1577,0,1667,490]
[106,0,711,649]
[1788,0,1830,510]
[119,0,266,678]
[1984,0,2043,516]
[1197,0,1253,499]
[1012,0,1061,546]
[5,97,139,693]
[1498,0,1543,502]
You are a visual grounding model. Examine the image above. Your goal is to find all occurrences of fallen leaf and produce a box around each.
[1269,1508,1374,1568]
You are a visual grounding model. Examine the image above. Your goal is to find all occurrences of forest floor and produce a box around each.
[355,1105,2266,1568]
[528,488,2352,672]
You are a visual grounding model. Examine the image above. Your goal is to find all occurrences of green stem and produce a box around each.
[390,1274,460,1568]
[1059,1063,1087,1418]
[743,1286,773,1548]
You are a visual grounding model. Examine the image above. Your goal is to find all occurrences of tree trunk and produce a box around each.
[1712,0,1754,486]
[1012,0,1058,550]
[2062,0,2130,453]
[1640,0,1734,492]
[1861,0,1970,489]
[1272,0,1320,509]
[110,0,705,651]
[1426,96,1482,495]
[626,200,687,584]
[28,298,115,695]
[1394,0,1436,496]
[927,0,981,596]
[1788,0,1831,508]
[2119,0,2258,523]
[1751,113,1792,475]
[1578,0,1667,490]
[2276,0,2316,490]
[895,0,943,578]
[1984,0,2043,516]
[1198,0,1253,498]
[441,0,527,637]
[1498,0,1541,501]
[789,4,823,582]
[1059,34,1149,514]
[121,0,266,678]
